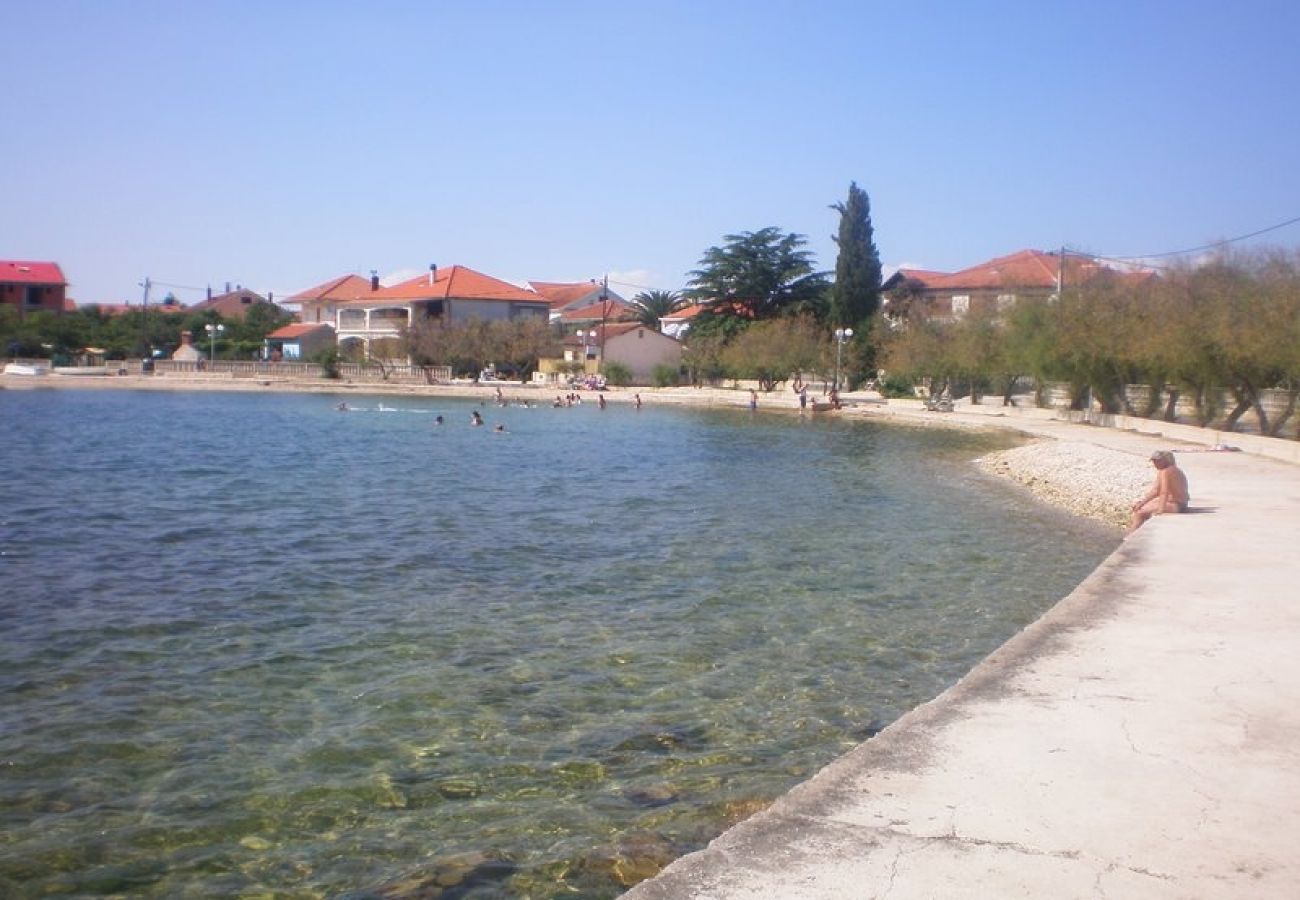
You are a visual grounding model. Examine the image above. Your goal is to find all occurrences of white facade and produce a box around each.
[603,326,683,383]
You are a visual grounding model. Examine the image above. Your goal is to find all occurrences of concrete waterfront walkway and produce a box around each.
[626,408,1300,898]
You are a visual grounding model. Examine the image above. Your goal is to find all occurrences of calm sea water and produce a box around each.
[0,388,1115,898]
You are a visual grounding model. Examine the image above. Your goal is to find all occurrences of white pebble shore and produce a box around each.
[974,440,1152,529]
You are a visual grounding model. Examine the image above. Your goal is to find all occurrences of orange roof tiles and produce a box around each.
[661,301,754,321]
[529,280,604,308]
[556,299,637,322]
[888,250,1137,293]
[888,268,950,288]
[369,265,542,304]
[267,323,333,339]
[289,274,376,302]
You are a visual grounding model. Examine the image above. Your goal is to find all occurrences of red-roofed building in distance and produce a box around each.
[263,323,336,361]
[560,322,683,385]
[659,301,756,339]
[528,279,633,325]
[1,261,67,320]
[291,265,550,361]
[882,249,1154,321]
[188,285,272,321]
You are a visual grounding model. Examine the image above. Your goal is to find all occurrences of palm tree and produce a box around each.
[631,289,685,330]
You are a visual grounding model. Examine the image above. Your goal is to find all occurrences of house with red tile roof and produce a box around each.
[292,274,378,327]
[659,301,756,338]
[882,249,1151,319]
[528,280,632,322]
[291,265,550,360]
[187,286,272,320]
[553,297,638,328]
[264,323,336,361]
[1,260,67,320]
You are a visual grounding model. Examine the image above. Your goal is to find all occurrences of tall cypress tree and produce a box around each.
[829,182,882,328]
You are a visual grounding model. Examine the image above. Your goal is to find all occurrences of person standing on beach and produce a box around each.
[749,389,758,411]
[1128,450,1190,533]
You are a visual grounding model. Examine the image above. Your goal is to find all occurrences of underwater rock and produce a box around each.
[435,777,482,800]
[580,830,679,888]
[374,851,517,898]
[623,783,680,808]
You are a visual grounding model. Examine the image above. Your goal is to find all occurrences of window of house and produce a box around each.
[24,286,42,307]
[996,293,1016,311]
[951,295,970,316]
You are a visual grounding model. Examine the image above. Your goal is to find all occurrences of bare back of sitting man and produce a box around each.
[1128,450,1190,534]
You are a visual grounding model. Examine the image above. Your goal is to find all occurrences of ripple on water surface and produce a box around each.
[0,389,1116,897]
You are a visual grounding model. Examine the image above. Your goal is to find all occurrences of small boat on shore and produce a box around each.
[3,363,49,376]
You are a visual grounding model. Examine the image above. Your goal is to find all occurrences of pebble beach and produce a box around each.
[973,440,1151,528]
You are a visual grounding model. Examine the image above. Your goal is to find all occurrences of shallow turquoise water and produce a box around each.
[0,389,1115,897]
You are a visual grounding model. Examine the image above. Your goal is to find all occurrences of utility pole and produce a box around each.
[598,273,609,367]
[140,276,152,359]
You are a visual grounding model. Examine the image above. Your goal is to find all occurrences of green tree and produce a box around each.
[630,289,685,330]
[720,317,827,391]
[685,227,829,326]
[829,181,882,328]
[404,317,559,380]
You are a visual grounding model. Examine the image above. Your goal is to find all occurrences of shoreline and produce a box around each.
[14,371,1300,895]
[624,400,1300,896]
[5,371,1227,530]
[0,372,1243,529]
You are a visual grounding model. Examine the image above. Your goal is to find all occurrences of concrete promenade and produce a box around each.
[627,407,1300,898]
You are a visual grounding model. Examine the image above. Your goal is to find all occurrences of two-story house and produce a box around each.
[292,265,550,361]
[1,260,68,320]
[882,249,1137,320]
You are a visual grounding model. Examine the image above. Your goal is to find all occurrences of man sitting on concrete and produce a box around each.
[1128,450,1190,533]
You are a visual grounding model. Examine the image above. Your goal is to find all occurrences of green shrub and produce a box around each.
[312,346,341,379]
[602,360,632,387]
[651,363,680,388]
[879,373,917,399]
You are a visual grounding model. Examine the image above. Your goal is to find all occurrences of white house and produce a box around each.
[567,322,683,384]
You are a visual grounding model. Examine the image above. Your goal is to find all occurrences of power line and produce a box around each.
[1099,213,1300,262]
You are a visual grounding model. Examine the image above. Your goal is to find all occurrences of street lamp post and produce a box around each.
[833,327,854,393]
[205,323,225,369]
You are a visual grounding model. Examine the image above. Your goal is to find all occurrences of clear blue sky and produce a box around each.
[5,0,1298,305]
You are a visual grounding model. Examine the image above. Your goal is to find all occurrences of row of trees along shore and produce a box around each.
[7,181,1298,440]
[879,248,1300,439]
[0,300,294,362]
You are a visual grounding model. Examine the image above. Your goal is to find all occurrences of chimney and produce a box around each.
[180,330,193,346]
[429,263,437,286]
[370,269,379,291]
